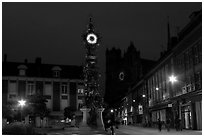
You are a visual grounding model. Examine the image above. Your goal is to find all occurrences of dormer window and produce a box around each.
[52,66,62,78]
[54,71,59,77]
[17,65,27,76]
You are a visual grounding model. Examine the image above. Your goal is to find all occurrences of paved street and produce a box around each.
[114,125,202,135]
[35,125,202,135]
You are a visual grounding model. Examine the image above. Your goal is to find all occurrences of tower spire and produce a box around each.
[88,14,94,31]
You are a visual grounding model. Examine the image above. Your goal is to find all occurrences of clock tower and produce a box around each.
[81,17,104,128]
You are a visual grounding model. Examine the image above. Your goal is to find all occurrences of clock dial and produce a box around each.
[86,33,97,44]
[119,72,125,81]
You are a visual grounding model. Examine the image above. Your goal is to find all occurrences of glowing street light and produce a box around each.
[156,87,159,91]
[142,94,146,98]
[169,75,177,84]
[133,100,135,102]
[110,109,114,113]
[18,99,26,122]
[18,99,26,107]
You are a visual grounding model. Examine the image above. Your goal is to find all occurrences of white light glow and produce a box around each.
[169,75,177,83]
[18,99,26,107]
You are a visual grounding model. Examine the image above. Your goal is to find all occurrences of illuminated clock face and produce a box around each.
[86,33,97,44]
[119,72,125,81]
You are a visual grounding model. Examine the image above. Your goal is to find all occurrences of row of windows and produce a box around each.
[18,68,61,78]
[6,81,84,99]
[147,62,171,104]
[135,45,201,106]
[174,41,202,73]
[147,68,201,106]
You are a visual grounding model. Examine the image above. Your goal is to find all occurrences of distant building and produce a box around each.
[104,42,155,106]
[121,10,202,130]
[2,56,85,119]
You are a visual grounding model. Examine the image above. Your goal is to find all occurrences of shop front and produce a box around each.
[149,102,172,128]
[171,90,202,130]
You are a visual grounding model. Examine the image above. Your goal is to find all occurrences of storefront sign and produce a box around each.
[168,104,172,107]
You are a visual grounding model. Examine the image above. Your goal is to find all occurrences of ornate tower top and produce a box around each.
[82,16,103,109]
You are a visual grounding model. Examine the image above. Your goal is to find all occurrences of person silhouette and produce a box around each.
[157,119,162,131]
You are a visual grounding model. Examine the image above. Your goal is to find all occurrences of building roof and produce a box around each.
[3,61,83,80]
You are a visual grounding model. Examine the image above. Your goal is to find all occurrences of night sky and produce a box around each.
[2,2,201,94]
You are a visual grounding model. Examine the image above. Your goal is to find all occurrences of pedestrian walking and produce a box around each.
[166,119,171,131]
[157,119,162,131]
[178,119,182,131]
[106,119,115,135]
[175,117,179,131]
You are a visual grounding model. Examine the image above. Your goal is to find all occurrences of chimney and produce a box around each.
[4,54,7,62]
[35,57,42,64]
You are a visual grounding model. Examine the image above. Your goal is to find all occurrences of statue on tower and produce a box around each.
[81,16,104,127]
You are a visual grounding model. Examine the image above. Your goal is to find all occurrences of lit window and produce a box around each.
[78,89,84,94]
[61,84,68,94]
[28,83,35,95]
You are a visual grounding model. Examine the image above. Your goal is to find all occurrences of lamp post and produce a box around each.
[18,99,26,122]
[168,75,179,128]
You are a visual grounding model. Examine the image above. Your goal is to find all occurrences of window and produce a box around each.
[19,69,26,76]
[28,83,35,96]
[52,66,61,77]
[17,65,27,76]
[61,95,68,99]
[44,95,51,99]
[44,84,52,95]
[9,81,17,93]
[61,84,68,94]
[195,71,202,90]
[78,96,83,99]
[8,81,17,99]
[54,71,60,77]
[193,42,202,65]
[9,94,16,99]
[78,89,84,94]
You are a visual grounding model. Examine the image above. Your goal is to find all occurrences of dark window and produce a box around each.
[61,95,68,99]
[78,96,83,99]
[10,80,16,83]
[44,95,51,99]
[45,81,51,84]
[9,94,16,98]
[54,71,60,77]
[195,71,202,90]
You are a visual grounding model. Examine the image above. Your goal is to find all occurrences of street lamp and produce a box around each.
[18,99,26,122]
[169,75,177,84]
[142,94,146,98]
[110,109,114,113]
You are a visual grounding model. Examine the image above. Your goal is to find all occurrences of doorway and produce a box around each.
[181,105,192,129]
